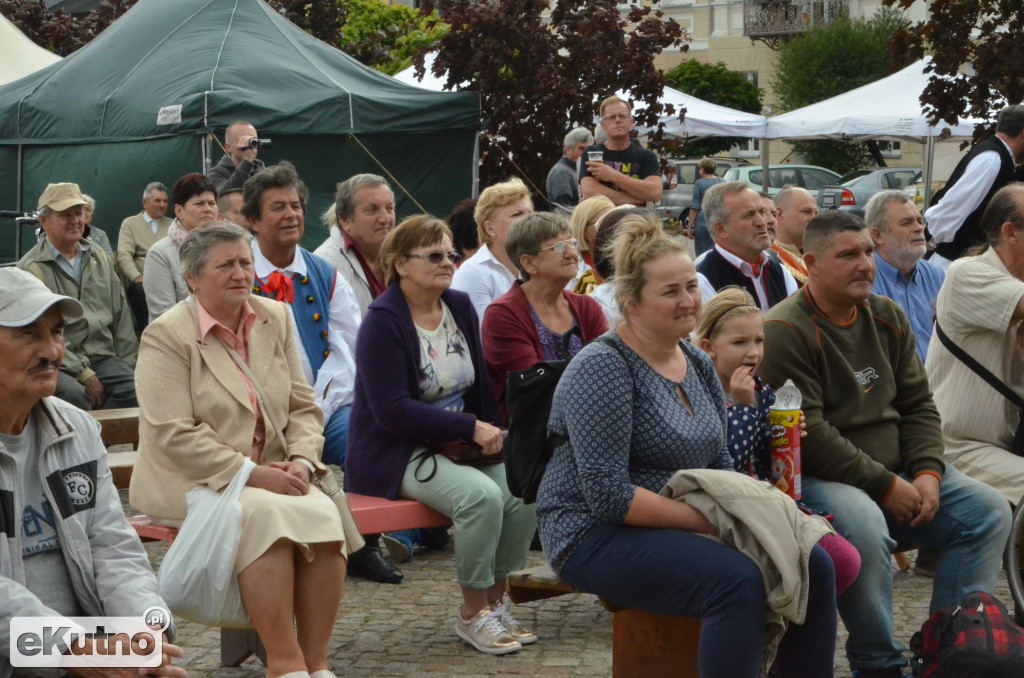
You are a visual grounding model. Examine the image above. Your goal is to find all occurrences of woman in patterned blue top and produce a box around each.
[536,214,837,678]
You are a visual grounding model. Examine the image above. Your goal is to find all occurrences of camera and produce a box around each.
[247,138,272,149]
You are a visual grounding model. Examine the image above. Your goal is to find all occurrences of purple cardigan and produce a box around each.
[345,282,501,499]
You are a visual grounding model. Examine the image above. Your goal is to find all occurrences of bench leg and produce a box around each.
[220,627,267,667]
[611,609,700,678]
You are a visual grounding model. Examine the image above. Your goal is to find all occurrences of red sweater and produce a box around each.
[482,281,608,423]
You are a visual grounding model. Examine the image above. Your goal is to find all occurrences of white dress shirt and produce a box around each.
[451,243,517,327]
[251,241,362,419]
[697,244,798,312]
[924,136,1014,267]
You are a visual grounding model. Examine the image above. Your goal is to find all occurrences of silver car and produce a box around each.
[817,167,921,217]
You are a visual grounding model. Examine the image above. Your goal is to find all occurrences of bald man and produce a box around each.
[770,186,818,285]
[207,120,267,192]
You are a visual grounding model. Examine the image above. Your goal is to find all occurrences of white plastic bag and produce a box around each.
[158,459,255,628]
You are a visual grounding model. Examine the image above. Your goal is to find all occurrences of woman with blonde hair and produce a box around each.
[568,196,614,293]
[452,178,534,323]
[346,215,537,655]
[536,218,837,678]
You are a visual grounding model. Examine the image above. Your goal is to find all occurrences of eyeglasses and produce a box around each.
[405,251,463,265]
[538,238,580,254]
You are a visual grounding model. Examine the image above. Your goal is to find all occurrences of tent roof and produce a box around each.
[0,0,479,144]
[394,55,766,138]
[764,58,983,141]
[0,13,62,87]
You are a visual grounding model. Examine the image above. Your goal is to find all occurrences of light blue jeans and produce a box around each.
[321,405,351,468]
[801,466,1010,672]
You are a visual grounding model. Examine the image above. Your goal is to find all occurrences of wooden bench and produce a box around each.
[93,408,451,667]
[507,565,701,677]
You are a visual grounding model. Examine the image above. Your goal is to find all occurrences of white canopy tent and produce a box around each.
[0,13,61,86]
[394,54,768,139]
[763,57,987,204]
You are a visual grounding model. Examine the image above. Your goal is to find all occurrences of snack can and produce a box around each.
[769,379,802,500]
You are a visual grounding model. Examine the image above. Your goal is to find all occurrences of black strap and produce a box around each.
[934,322,1024,409]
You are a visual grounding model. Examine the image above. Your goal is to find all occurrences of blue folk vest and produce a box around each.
[253,249,335,380]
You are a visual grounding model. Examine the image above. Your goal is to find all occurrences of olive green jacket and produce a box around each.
[18,237,138,383]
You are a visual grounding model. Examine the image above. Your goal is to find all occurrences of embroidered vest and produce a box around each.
[253,249,335,380]
[697,248,789,312]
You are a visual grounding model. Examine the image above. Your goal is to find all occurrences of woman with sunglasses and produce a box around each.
[481,212,608,422]
[345,215,537,656]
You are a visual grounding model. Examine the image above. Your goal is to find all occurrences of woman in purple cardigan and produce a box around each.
[346,215,537,656]
[481,212,607,423]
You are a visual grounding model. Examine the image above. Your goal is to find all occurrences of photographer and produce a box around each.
[207,121,267,192]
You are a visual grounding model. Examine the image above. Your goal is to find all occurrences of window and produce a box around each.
[799,168,841,190]
[878,141,902,159]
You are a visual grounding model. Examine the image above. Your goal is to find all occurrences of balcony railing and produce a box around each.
[743,0,849,39]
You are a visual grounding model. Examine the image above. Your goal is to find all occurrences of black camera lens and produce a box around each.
[247,138,271,149]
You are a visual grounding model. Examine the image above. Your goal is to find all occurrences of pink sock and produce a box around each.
[816,532,861,595]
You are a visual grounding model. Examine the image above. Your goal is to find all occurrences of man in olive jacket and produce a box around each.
[758,210,1010,678]
[18,183,138,410]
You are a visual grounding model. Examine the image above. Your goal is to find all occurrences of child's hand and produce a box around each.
[799,410,807,437]
[730,365,757,406]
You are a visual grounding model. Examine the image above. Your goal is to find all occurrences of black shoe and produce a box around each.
[346,538,403,584]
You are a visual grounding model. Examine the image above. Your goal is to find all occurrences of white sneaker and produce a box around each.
[492,601,537,645]
[455,606,522,655]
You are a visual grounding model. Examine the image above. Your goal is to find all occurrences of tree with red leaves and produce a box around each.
[884,0,1024,140]
[419,0,687,198]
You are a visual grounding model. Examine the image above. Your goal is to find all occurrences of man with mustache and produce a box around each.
[18,183,138,411]
[696,181,798,312]
[245,162,405,585]
[0,267,185,678]
[759,210,1010,678]
[926,184,1024,507]
[867,190,945,363]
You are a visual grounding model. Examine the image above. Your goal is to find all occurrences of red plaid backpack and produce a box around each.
[909,591,1024,677]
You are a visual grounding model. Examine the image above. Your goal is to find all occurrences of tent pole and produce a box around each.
[472,132,480,198]
[761,138,769,193]
[16,144,22,213]
[922,133,935,210]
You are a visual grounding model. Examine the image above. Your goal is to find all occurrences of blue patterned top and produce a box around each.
[537,331,732,573]
[725,378,775,480]
[530,304,584,361]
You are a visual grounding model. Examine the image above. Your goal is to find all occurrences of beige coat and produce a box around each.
[131,295,325,520]
[117,212,171,281]
[660,469,833,674]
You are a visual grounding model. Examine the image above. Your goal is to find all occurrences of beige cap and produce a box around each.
[37,183,87,212]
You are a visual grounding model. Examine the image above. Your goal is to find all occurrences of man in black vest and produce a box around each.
[925,104,1024,268]
[696,181,799,311]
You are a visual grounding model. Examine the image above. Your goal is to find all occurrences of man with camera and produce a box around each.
[207,121,267,193]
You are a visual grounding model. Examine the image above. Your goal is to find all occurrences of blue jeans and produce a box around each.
[801,466,1010,672]
[694,219,714,258]
[321,405,351,467]
[559,523,837,678]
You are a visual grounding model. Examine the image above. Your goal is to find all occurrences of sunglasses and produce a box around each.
[538,238,580,254]
[405,251,463,265]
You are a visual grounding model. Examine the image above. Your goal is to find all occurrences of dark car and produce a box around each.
[817,167,921,217]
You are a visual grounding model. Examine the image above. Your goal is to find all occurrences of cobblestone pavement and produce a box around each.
[125,490,1013,678]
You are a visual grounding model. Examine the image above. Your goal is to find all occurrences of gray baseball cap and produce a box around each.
[0,268,84,327]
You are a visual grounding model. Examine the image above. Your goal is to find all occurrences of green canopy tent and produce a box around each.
[0,0,480,262]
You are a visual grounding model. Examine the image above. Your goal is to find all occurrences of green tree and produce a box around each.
[664,60,762,157]
[338,0,447,75]
[884,0,1024,142]
[773,7,912,174]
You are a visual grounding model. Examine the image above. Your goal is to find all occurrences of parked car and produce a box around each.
[722,164,841,198]
[816,167,922,217]
[654,157,750,225]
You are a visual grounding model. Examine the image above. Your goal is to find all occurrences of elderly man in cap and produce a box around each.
[0,268,186,678]
[18,183,138,411]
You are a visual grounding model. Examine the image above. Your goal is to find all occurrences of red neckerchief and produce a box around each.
[262,271,295,303]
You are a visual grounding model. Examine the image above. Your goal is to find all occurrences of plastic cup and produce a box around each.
[588,151,604,162]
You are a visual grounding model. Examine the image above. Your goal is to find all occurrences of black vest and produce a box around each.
[696,248,789,312]
[931,136,1016,260]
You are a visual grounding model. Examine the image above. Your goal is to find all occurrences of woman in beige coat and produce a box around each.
[131,221,354,678]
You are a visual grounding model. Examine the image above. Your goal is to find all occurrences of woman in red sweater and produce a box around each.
[482,212,608,422]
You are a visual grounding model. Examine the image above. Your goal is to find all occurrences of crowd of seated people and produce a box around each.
[18,116,1024,678]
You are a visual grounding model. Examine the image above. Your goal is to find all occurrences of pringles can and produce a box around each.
[769,379,802,500]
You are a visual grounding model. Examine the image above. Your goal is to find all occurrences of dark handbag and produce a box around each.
[934,322,1024,457]
[909,591,1024,677]
[411,438,505,483]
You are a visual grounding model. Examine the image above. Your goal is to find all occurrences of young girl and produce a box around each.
[695,286,861,595]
